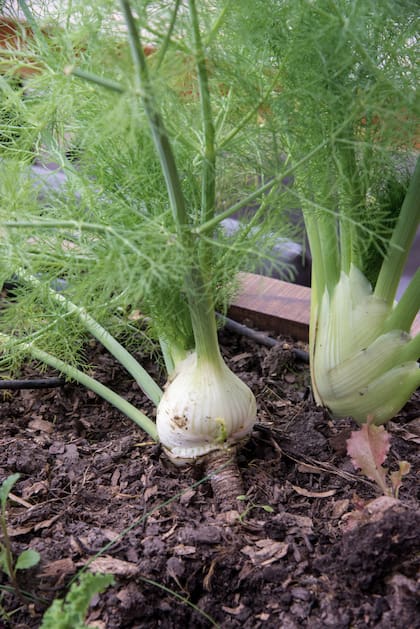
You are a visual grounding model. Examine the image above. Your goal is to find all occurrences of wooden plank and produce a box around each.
[229,272,420,341]
[228,273,311,342]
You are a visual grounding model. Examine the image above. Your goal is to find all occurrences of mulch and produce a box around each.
[0,324,419,628]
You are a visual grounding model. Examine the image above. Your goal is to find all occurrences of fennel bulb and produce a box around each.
[156,352,257,462]
[246,0,420,425]
[312,266,420,425]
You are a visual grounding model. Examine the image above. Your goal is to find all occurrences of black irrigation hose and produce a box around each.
[0,377,65,390]
[217,313,309,364]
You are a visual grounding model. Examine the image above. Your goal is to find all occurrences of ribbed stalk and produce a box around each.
[383,268,420,334]
[374,156,420,305]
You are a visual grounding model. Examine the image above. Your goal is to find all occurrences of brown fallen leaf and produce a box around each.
[291,485,336,498]
[173,544,196,556]
[34,513,62,531]
[241,539,289,566]
[39,557,76,579]
[222,603,246,615]
[297,463,323,474]
[7,524,35,537]
[22,481,49,500]
[8,492,33,509]
[28,418,55,434]
[331,498,350,519]
[341,495,401,531]
[388,420,420,444]
[86,556,139,577]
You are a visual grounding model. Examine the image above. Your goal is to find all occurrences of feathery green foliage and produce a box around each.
[0,1,299,460]
[237,0,420,424]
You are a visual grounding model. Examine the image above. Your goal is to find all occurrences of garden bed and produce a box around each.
[1,306,419,628]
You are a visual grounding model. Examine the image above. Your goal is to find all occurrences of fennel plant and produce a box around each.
[237,0,420,424]
[0,1,299,471]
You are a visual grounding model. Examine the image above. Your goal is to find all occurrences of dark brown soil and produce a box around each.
[0,326,419,628]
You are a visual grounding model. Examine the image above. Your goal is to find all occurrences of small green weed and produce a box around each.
[0,474,40,601]
[40,572,114,629]
[236,494,274,522]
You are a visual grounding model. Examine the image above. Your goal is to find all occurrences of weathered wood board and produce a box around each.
[229,272,420,342]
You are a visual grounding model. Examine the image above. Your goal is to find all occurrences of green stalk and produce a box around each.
[219,69,282,150]
[119,0,189,232]
[67,67,125,93]
[155,0,181,71]
[62,306,163,405]
[301,169,340,295]
[400,331,420,364]
[159,337,189,375]
[205,0,232,47]
[383,268,420,334]
[187,272,223,369]
[188,0,216,227]
[8,338,158,440]
[195,138,330,236]
[19,272,163,405]
[120,0,222,369]
[374,156,420,304]
[17,0,49,55]
[188,0,217,284]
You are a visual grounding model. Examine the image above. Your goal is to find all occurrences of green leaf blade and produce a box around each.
[15,548,41,571]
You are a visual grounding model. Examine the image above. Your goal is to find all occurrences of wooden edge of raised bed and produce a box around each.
[228,272,420,343]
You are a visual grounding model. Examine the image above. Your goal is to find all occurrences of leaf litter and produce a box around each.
[0,326,418,628]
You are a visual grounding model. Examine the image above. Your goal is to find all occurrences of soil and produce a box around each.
[0,325,419,629]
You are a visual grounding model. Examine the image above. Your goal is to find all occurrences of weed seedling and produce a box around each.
[39,572,114,629]
[236,494,274,522]
[0,474,40,601]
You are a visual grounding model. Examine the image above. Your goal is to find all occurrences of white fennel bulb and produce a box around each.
[156,352,257,463]
[312,265,420,424]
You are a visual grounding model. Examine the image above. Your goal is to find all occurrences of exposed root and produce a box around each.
[203,447,244,512]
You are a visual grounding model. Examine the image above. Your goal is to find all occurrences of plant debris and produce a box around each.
[0,328,418,628]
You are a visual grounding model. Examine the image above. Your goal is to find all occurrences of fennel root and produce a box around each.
[204,449,245,512]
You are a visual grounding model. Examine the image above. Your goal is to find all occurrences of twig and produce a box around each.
[217,313,309,363]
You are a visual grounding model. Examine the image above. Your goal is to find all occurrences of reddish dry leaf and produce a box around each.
[346,424,391,494]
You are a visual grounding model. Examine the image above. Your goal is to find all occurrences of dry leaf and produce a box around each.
[34,513,62,531]
[241,539,289,566]
[282,512,313,534]
[143,485,158,501]
[7,524,35,537]
[8,492,33,509]
[87,556,139,577]
[297,463,323,474]
[342,495,401,531]
[291,485,336,498]
[22,481,49,499]
[40,557,76,578]
[173,544,196,556]
[388,420,420,445]
[222,603,246,615]
[231,352,253,363]
[331,498,350,519]
[179,488,196,505]
[28,418,55,433]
